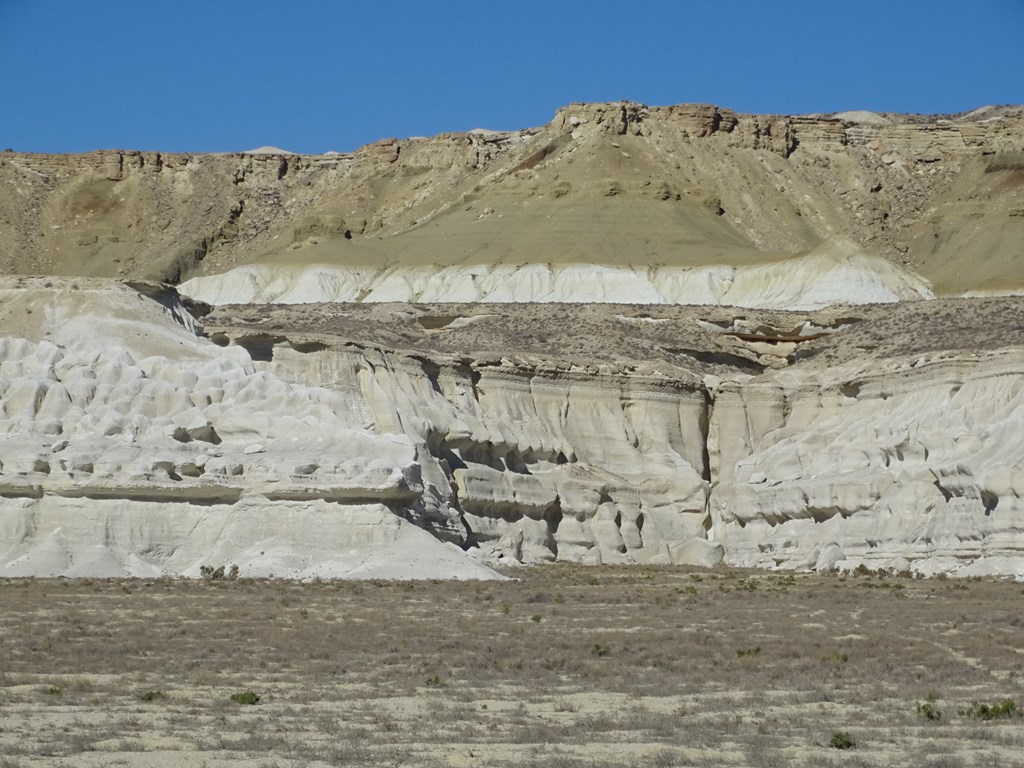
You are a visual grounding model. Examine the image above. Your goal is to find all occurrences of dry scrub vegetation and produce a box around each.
[1,566,1023,767]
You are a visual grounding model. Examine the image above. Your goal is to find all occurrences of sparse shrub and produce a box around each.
[42,685,62,696]
[530,614,542,623]
[200,564,239,581]
[591,643,610,657]
[139,690,166,703]
[200,565,223,580]
[830,731,856,749]
[229,690,260,705]
[737,646,762,658]
[424,675,442,687]
[917,692,942,721]
[960,698,1019,721]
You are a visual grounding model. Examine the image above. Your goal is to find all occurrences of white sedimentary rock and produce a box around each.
[0,281,497,580]
[3,280,1024,579]
[179,247,933,310]
[710,353,1024,577]
[263,345,713,567]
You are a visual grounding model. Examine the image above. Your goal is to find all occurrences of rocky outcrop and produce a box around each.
[261,344,712,566]
[2,281,1024,578]
[35,286,1014,579]
[2,102,1022,296]
[0,279,494,579]
[226,303,1024,578]
[3,102,1023,581]
[711,353,1024,576]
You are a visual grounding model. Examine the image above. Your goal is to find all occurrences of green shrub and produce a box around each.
[916,693,942,721]
[200,564,239,581]
[830,731,855,750]
[960,699,1019,721]
[139,690,166,703]
[736,646,761,658]
[591,643,610,657]
[229,690,260,705]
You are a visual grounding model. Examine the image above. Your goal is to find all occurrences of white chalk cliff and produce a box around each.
[1,279,1023,578]
[0,280,496,579]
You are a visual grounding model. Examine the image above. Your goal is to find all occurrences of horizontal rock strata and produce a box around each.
[3,279,1021,578]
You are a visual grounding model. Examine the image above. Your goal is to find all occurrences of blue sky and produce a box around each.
[1,0,1022,153]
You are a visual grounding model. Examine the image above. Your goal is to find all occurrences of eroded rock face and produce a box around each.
[711,354,1024,577]
[2,282,1024,579]
[202,294,1024,578]
[177,246,935,309]
[0,280,492,579]
[264,344,712,567]
[4,101,1024,580]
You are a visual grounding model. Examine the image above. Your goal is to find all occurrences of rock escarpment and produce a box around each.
[205,297,1024,578]
[0,280,495,579]
[3,279,1018,578]
[3,102,1023,298]
[177,244,934,309]
[712,353,1024,576]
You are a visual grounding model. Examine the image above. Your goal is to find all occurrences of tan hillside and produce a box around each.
[1,102,1022,296]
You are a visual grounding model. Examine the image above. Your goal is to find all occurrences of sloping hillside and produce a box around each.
[2,102,1022,300]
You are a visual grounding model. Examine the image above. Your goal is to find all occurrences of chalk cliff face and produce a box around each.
[3,279,1020,578]
[0,280,494,579]
[711,353,1024,576]
[204,297,1024,578]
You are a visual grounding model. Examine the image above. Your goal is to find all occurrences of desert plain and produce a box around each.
[2,566,1024,767]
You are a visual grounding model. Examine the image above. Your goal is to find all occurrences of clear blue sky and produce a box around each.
[2,0,1021,153]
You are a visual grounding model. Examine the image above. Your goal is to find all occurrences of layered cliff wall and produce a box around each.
[2,279,1020,578]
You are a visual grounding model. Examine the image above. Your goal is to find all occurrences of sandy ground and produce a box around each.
[1,566,1022,767]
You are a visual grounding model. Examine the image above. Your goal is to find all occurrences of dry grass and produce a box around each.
[1,566,1023,766]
